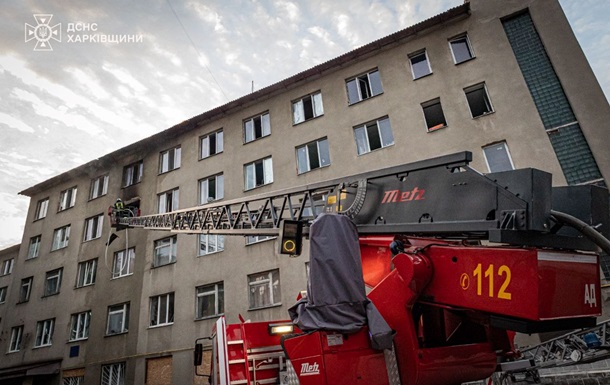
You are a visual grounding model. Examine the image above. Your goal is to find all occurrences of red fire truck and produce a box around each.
[113,151,610,385]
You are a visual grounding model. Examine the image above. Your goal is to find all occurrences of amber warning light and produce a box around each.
[279,220,303,256]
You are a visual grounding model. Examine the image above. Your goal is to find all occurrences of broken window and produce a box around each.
[346,69,383,105]
[422,98,447,131]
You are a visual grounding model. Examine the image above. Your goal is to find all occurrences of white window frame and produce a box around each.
[159,146,181,174]
[199,174,224,204]
[101,362,125,385]
[483,142,515,173]
[19,277,33,302]
[243,112,271,143]
[244,157,273,191]
[346,69,383,105]
[35,318,55,347]
[123,160,143,187]
[106,303,129,335]
[292,92,324,124]
[196,282,224,319]
[112,248,135,278]
[1,259,14,276]
[84,214,104,241]
[158,188,179,214]
[353,117,395,155]
[9,326,23,352]
[44,268,63,296]
[35,198,49,220]
[52,225,71,250]
[154,236,177,267]
[200,129,224,159]
[69,311,91,341]
[27,235,42,259]
[58,186,77,211]
[76,259,97,287]
[409,50,432,79]
[0,286,7,303]
[248,269,281,309]
[464,83,494,118]
[89,175,108,200]
[449,33,475,64]
[246,235,276,245]
[198,233,225,256]
[149,292,174,327]
[296,138,331,174]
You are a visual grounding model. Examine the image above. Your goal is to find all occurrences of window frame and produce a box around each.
[198,233,225,256]
[106,303,130,335]
[483,142,515,173]
[409,50,433,80]
[34,198,49,220]
[44,268,63,296]
[35,318,55,347]
[112,248,135,278]
[245,235,276,245]
[243,112,271,144]
[292,91,324,124]
[52,225,71,250]
[244,157,273,191]
[196,282,224,320]
[76,259,97,288]
[101,362,125,385]
[157,188,179,214]
[199,173,224,204]
[248,269,281,310]
[153,236,177,267]
[122,160,143,187]
[9,325,24,352]
[0,285,7,303]
[58,186,77,212]
[27,235,42,259]
[159,146,182,174]
[421,98,448,132]
[89,175,109,200]
[149,292,175,327]
[346,69,383,105]
[353,116,395,155]
[1,258,14,276]
[83,214,104,242]
[69,310,91,341]
[464,83,494,118]
[296,137,331,174]
[19,277,33,303]
[200,129,224,159]
[449,33,475,64]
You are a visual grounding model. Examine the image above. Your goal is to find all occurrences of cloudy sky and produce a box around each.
[1,0,609,249]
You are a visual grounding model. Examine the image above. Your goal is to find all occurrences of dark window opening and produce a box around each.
[422,100,447,131]
[466,85,493,117]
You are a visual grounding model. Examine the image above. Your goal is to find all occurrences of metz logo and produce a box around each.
[381,187,425,204]
[300,362,320,376]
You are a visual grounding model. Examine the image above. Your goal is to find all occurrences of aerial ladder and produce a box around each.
[112,151,610,385]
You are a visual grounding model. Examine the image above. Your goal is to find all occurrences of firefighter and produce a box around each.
[114,198,125,218]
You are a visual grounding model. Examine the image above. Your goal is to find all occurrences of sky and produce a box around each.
[1,0,609,249]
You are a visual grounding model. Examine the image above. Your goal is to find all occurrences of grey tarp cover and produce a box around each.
[288,214,394,350]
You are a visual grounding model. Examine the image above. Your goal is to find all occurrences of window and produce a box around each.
[297,138,330,174]
[89,175,108,200]
[84,214,104,241]
[9,326,23,352]
[154,236,177,267]
[27,235,42,259]
[483,142,515,173]
[123,160,143,187]
[354,117,394,155]
[69,311,91,341]
[52,225,71,250]
[1,258,14,276]
[244,157,273,190]
[196,282,224,319]
[101,362,125,385]
[158,188,179,214]
[200,129,224,159]
[159,146,181,174]
[44,268,63,296]
[248,269,280,309]
[198,234,225,256]
[449,34,474,64]
[293,92,324,124]
[244,112,271,143]
[346,69,383,105]
[422,98,447,131]
[150,293,174,327]
[58,187,77,211]
[409,50,432,79]
[112,248,135,278]
[0,286,7,303]
[465,83,493,118]
[246,235,275,245]
[63,375,84,385]
[106,303,129,335]
[35,318,54,347]
[77,259,97,287]
[35,198,49,220]
[199,174,224,204]
[19,277,33,302]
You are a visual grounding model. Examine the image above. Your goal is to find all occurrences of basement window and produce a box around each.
[422,98,447,132]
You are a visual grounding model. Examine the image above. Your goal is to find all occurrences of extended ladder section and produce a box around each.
[116,151,609,251]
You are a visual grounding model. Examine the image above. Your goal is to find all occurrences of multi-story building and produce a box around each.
[1,0,609,384]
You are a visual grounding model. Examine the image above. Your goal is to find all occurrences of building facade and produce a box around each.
[1,0,609,384]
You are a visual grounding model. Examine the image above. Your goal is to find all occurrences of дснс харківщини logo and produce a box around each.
[25,14,61,51]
